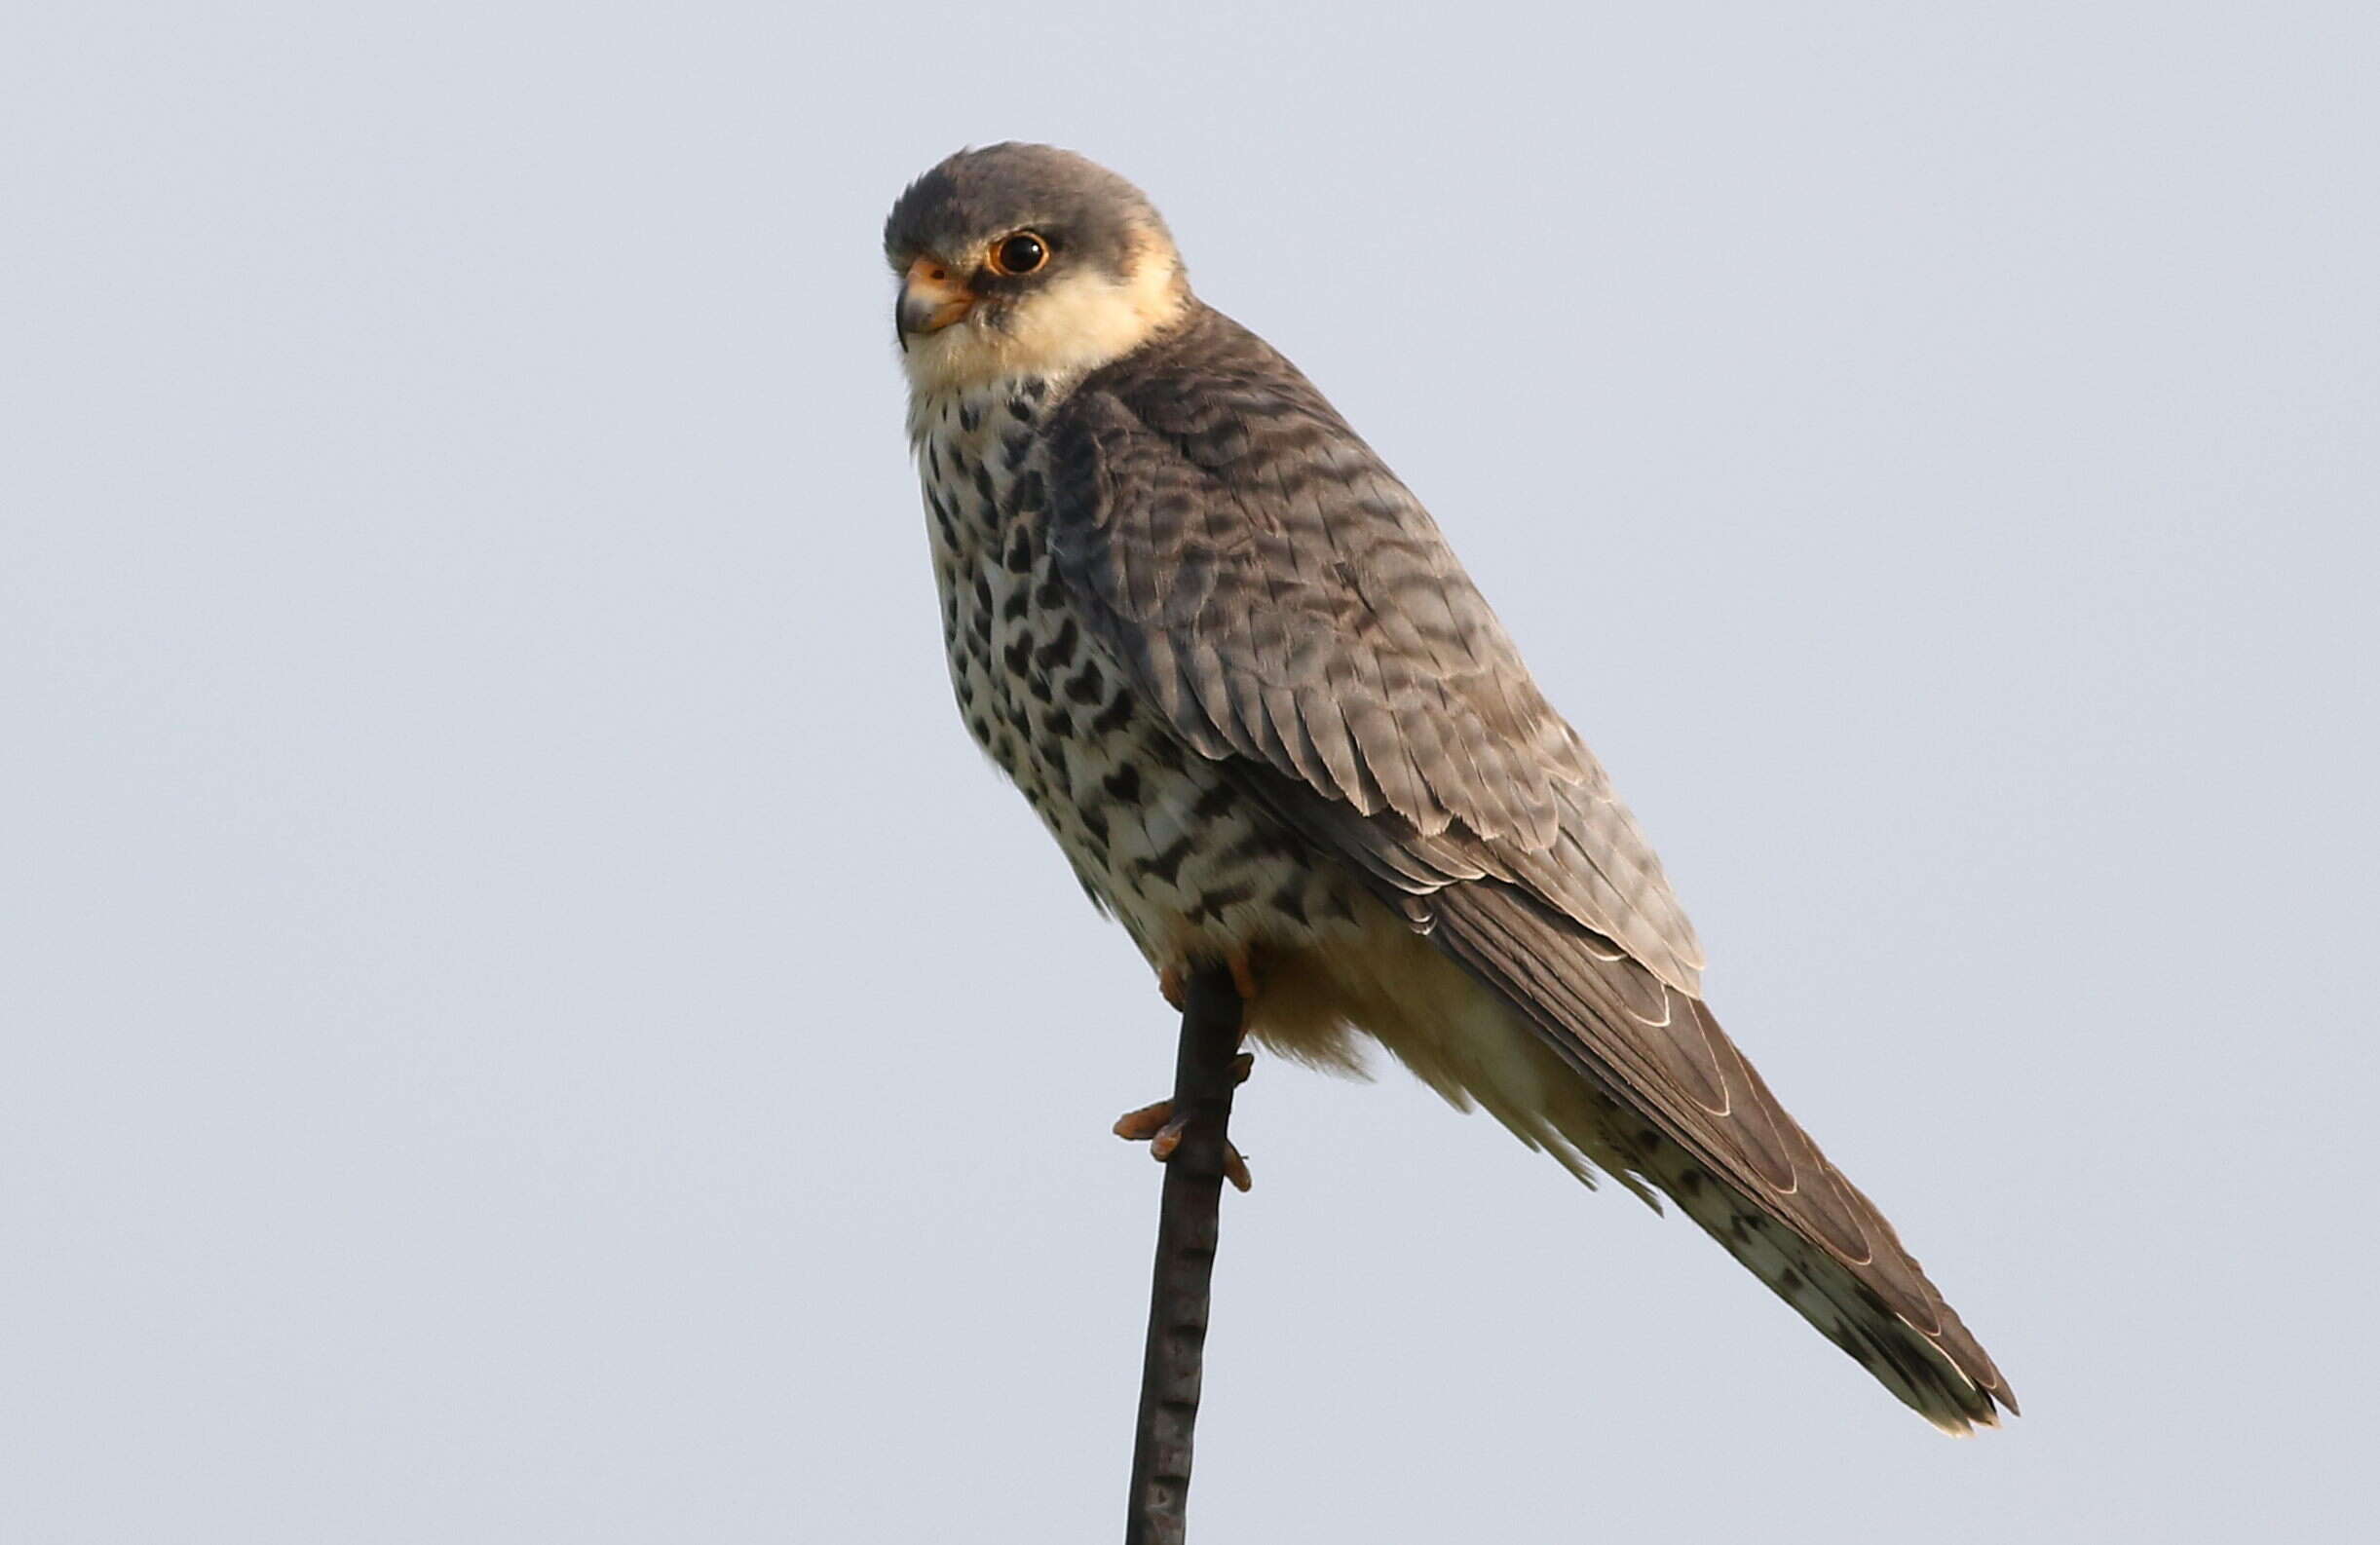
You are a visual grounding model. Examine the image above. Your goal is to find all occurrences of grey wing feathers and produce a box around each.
[1043,304,2015,1427]
[1046,306,1703,993]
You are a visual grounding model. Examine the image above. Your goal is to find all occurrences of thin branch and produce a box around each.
[1124,962,1245,1545]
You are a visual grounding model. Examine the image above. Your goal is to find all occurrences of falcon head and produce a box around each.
[885,143,1192,394]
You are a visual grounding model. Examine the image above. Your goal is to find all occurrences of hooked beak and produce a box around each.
[897,256,974,348]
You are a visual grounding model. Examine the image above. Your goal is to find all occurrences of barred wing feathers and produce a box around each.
[1043,305,2015,1429]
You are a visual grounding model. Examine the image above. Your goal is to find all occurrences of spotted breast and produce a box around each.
[913,373,1366,983]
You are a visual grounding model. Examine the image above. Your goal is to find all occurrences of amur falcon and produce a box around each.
[885,142,2016,1432]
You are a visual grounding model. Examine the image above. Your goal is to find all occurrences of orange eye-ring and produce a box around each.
[987,231,1050,277]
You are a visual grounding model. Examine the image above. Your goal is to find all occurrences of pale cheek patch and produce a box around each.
[901,234,1190,396]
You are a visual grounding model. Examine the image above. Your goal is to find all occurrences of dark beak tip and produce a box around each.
[895,290,973,346]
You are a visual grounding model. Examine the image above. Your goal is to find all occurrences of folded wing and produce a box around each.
[1043,305,2016,1427]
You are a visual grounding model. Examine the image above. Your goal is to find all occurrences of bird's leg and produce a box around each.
[1130,947,1260,1188]
[1114,1051,1256,1191]
[1156,947,1259,1012]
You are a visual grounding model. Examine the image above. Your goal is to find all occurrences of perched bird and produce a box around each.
[885,142,2016,1432]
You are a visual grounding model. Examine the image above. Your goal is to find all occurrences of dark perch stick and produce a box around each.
[1124,961,1245,1545]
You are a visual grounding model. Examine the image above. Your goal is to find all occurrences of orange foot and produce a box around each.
[1113,1052,1257,1191]
[1157,949,1260,1011]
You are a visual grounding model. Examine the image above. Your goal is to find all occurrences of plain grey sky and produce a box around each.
[4,2,2375,1540]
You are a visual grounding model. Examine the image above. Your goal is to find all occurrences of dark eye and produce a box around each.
[989,232,1049,277]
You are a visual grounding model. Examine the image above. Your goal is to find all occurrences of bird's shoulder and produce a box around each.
[1046,304,1369,480]
[1040,302,1451,622]
[1034,302,1706,993]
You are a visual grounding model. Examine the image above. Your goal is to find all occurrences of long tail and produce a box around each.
[1417,883,2022,1433]
[1275,907,2018,1431]
[1619,1112,2014,1433]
